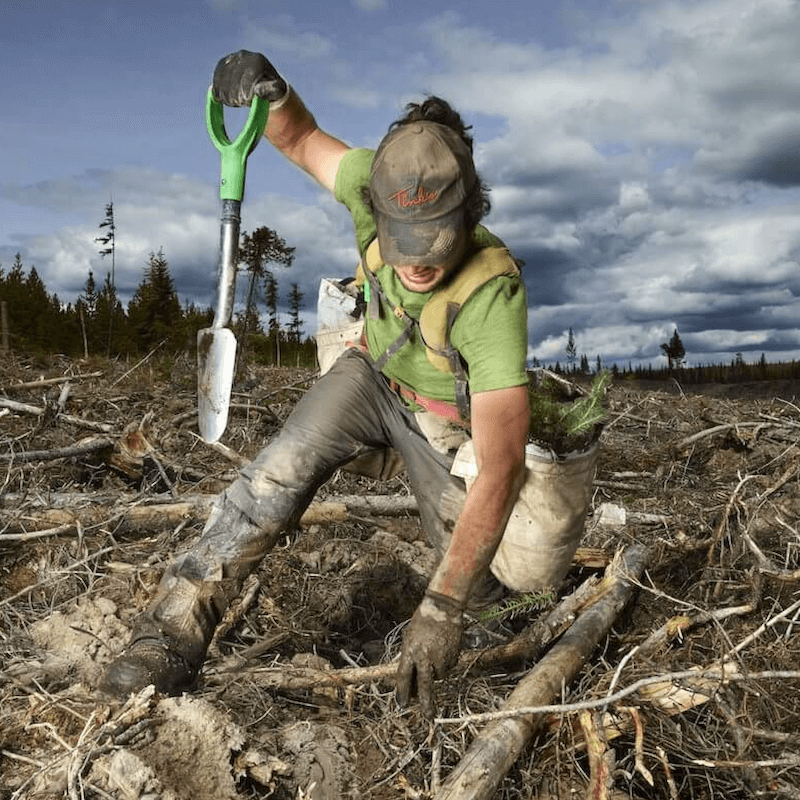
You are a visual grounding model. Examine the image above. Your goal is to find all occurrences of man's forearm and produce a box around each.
[264,87,316,156]
[264,87,348,191]
[428,460,525,605]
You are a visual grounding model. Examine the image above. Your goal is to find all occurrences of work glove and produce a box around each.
[396,590,464,719]
[212,50,287,107]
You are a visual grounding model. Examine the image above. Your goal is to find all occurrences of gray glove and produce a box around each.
[396,590,464,719]
[212,50,287,107]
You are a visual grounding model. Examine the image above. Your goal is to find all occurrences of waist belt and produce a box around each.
[390,380,468,427]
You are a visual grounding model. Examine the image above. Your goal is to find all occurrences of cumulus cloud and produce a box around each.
[407,0,800,366]
[2,163,359,333]
[4,0,800,367]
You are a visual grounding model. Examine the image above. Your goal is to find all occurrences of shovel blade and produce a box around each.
[197,326,237,443]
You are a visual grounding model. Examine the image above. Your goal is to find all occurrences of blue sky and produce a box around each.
[2,0,799,369]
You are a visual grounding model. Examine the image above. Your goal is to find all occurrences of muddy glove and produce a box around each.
[212,50,287,107]
[396,590,464,719]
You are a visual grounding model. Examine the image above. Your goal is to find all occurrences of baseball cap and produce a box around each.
[369,121,477,267]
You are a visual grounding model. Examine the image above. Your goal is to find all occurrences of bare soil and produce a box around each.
[1,354,799,799]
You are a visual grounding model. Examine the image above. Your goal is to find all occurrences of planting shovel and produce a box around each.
[198,89,269,443]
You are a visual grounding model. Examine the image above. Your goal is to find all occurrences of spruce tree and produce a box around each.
[127,249,182,352]
[660,328,686,372]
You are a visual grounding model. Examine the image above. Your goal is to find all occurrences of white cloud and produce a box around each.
[6,0,800,366]
[242,17,334,60]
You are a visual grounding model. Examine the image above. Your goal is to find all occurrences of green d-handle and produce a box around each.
[205,89,270,201]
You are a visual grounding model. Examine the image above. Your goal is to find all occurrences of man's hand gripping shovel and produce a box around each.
[198,91,269,443]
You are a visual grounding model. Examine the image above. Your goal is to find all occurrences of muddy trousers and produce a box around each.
[130,349,470,671]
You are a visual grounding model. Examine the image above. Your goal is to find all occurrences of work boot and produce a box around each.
[100,636,200,696]
[101,499,272,698]
[463,571,509,649]
[99,564,225,697]
[467,570,507,613]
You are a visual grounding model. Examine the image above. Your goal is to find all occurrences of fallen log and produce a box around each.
[0,370,103,392]
[434,543,649,800]
[0,492,418,517]
[0,493,420,542]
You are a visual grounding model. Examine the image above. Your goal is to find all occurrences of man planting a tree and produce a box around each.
[102,51,530,718]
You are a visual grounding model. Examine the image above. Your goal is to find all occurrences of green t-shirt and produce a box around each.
[334,147,528,406]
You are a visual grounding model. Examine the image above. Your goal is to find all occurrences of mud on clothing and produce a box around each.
[160,142,529,617]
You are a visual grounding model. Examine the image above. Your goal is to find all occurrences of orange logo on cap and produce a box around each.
[388,186,438,208]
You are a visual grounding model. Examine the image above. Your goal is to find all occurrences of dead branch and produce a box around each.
[210,574,262,657]
[674,421,767,451]
[0,397,113,433]
[197,437,250,467]
[755,459,800,504]
[108,343,163,389]
[0,523,77,543]
[434,668,800,727]
[172,401,277,429]
[8,686,157,800]
[691,755,800,769]
[580,710,616,798]
[434,543,649,800]
[0,436,113,463]
[593,479,649,492]
[724,596,800,661]
[636,604,755,658]
[261,376,316,399]
[742,529,800,581]
[706,472,760,566]
[0,371,103,392]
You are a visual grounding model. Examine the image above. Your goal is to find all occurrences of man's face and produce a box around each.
[387,234,467,293]
[391,263,451,292]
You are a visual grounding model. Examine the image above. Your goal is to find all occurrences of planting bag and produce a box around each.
[451,436,600,592]
[315,278,364,375]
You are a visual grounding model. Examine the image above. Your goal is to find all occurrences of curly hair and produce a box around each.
[363,95,491,230]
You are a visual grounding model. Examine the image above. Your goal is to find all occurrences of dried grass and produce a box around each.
[1,356,799,798]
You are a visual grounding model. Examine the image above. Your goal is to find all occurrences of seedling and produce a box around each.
[478,589,556,625]
[528,370,611,453]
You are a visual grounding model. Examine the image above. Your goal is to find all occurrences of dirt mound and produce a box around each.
[1,355,799,799]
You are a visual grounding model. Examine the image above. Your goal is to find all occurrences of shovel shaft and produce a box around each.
[213,199,241,329]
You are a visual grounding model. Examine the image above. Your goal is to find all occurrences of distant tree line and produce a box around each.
[0,222,317,368]
[534,355,800,385]
[530,327,799,385]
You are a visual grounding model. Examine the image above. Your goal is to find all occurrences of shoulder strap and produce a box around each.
[419,246,520,372]
[352,239,520,422]
[354,238,382,286]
